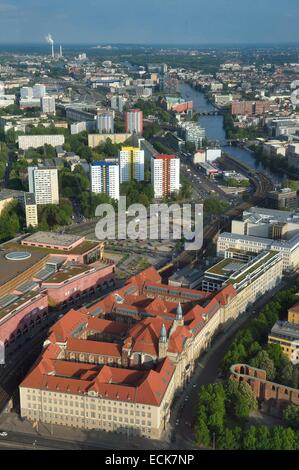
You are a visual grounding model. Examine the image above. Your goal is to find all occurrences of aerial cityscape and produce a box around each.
[0,0,298,456]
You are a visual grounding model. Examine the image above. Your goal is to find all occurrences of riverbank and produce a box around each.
[180,82,226,143]
[179,82,288,184]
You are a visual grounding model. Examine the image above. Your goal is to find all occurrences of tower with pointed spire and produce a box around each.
[158,323,168,359]
[176,302,184,326]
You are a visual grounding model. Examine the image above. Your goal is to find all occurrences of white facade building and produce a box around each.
[90,161,120,201]
[151,155,180,198]
[33,84,46,98]
[41,96,56,114]
[28,167,59,205]
[217,232,299,271]
[70,121,87,135]
[20,87,33,99]
[125,109,143,134]
[96,113,114,134]
[206,148,222,162]
[18,135,65,150]
[24,193,38,228]
[119,147,144,183]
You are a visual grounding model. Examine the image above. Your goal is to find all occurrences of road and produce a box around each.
[170,273,297,449]
[0,273,294,451]
[0,431,131,450]
[179,152,235,203]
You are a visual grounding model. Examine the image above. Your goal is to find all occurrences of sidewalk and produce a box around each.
[0,412,169,450]
[168,276,291,447]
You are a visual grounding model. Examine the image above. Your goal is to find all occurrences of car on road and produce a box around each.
[0,432,8,437]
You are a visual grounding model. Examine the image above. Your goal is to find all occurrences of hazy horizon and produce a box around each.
[0,0,298,45]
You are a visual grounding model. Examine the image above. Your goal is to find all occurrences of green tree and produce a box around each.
[270,426,297,450]
[194,415,211,447]
[38,202,72,229]
[217,427,241,450]
[282,180,299,192]
[242,426,257,450]
[204,198,230,216]
[283,405,299,429]
[226,380,257,418]
[255,425,271,450]
[250,350,276,381]
[0,200,22,242]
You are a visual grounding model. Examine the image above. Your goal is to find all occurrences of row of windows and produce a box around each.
[26,393,152,411]
[26,398,152,417]
[26,410,153,431]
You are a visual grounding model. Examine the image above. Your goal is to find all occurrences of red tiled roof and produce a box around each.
[21,350,175,406]
[19,266,231,408]
[48,308,88,343]
[214,284,237,305]
[87,317,129,336]
[66,337,122,358]
[289,302,299,313]
[127,266,161,286]
[126,317,172,357]
[168,326,192,353]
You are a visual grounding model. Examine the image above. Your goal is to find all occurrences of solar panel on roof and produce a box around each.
[90,307,103,317]
[125,286,137,295]
[35,266,55,280]
[17,281,38,293]
[0,294,20,308]
[114,294,124,304]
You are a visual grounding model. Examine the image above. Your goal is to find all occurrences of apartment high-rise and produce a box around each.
[111,95,124,113]
[24,193,38,228]
[90,160,120,200]
[20,87,33,99]
[96,113,114,134]
[151,154,180,198]
[28,166,59,205]
[33,84,46,98]
[41,96,56,114]
[119,146,145,183]
[125,109,143,134]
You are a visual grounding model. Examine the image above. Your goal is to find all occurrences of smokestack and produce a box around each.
[45,34,55,59]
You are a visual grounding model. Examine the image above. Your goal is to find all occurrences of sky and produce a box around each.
[0,0,298,45]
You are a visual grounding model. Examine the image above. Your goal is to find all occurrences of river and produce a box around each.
[180,83,284,185]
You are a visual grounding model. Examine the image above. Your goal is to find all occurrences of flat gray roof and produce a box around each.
[219,231,299,251]
[169,266,202,283]
[244,206,299,224]
[23,231,83,247]
[271,321,299,341]
[219,232,273,245]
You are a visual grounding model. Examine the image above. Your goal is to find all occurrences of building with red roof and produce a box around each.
[20,266,240,440]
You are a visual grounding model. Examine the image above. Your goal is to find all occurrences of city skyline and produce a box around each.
[0,0,298,45]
